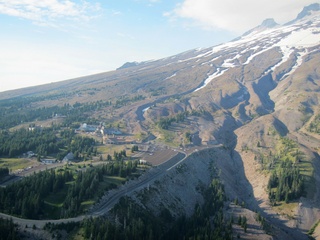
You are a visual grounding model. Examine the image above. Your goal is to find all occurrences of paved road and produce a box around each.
[0,151,187,228]
[91,152,186,215]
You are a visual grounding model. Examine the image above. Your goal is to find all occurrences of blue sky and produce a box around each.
[0,0,316,92]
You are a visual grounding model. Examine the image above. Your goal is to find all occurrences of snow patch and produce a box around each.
[201,56,221,65]
[165,73,177,80]
[243,46,274,65]
[194,68,228,92]
[178,50,214,63]
[276,28,320,48]
[143,107,150,113]
[280,50,308,81]
[270,46,294,72]
[221,54,242,68]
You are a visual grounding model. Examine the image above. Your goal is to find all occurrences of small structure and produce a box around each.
[28,126,42,132]
[53,113,66,119]
[139,159,147,165]
[41,159,57,164]
[63,152,75,163]
[24,151,36,158]
[78,123,98,133]
[101,127,123,136]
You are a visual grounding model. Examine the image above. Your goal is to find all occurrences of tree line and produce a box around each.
[0,169,73,219]
[0,127,97,160]
[157,111,189,130]
[157,109,211,130]
[268,159,304,203]
[0,98,111,130]
[79,177,232,240]
[308,113,320,134]
[0,218,19,240]
[0,161,138,219]
[0,167,9,180]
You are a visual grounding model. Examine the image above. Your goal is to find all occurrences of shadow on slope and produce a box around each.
[252,74,277,115]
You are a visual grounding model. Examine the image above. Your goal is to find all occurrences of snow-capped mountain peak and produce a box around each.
[260,18,278,28]
[294,2,320,21]
[160,4,320,94]
[241,18,279,37]
[286,2,320,25]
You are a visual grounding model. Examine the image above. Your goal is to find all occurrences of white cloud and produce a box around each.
[171,0,317,34]
[0,0,100,26]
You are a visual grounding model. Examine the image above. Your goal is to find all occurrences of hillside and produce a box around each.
[1,3,320,239]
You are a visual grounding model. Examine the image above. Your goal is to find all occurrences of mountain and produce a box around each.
[1,3,320,239]
[241,18,279,37]
[287,2,320,24]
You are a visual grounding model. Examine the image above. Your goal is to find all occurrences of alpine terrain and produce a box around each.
[1,3,320,240]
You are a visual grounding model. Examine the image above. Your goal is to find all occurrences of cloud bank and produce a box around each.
[0,0,100,26]
[172,0,317,33]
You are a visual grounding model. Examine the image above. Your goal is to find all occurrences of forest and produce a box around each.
[0,93,147,130]
[0,167,9,180]
[255,137,306,203]
[0,127,97,160]
[268,159,304,203]
[45,177,232,240]
[0,96,110,130]
[0,160,138,219]
[0,218,19,240]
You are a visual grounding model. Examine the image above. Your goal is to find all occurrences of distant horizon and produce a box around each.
[0,0,316,93]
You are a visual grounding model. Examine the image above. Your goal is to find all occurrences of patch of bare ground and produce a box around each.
[130,146,296,238]
[234,148,269,210]
[233,148,310,239]
[234,110,320,238]
[314,223,320,240]
[137,147,178,166]
[234,116,312,238]
[287,131,320,232]
[227,204,272,240]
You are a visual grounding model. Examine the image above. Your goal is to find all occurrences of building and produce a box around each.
[139,159,147,165]
[24,151,35,158]
[63,152,75,163]
[101,127,122,136]
[41,159,57,164]
[78,123,98,132]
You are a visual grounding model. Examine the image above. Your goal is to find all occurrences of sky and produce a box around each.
[0,0,317,92]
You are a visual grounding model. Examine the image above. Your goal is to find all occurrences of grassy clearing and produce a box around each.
[0,158,34,171]
[299,160,313,177]
[157,129,179,147]
[97,144,135,157]
[43,203,61,219]
[44,187,68,207]
[43,188,69,219]
[81,200,95,206]
[80,200,95,211]
[104,176,126,185]
[273,201,298,219]
[298,160,315,198]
